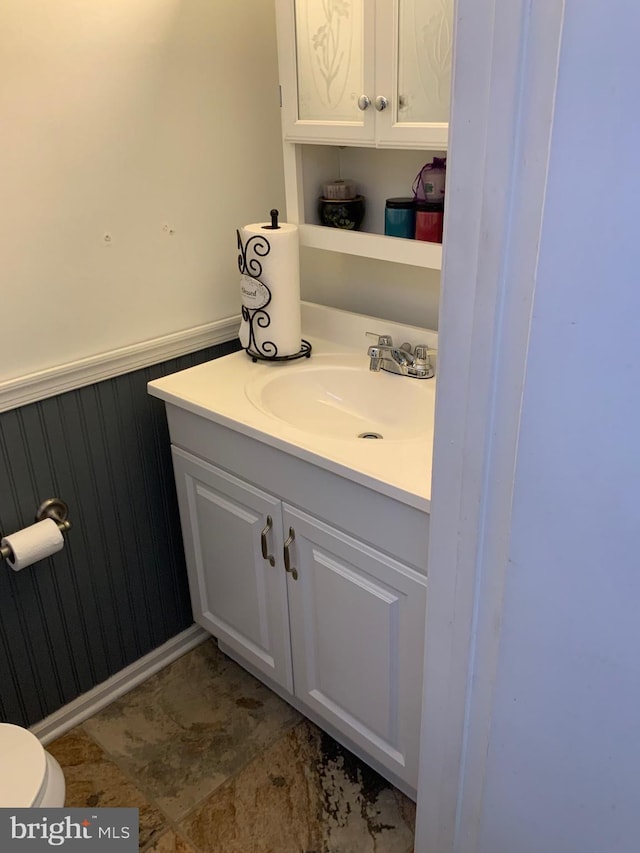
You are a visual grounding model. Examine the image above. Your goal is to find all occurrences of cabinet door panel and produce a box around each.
[375,0,451,148]
[397,0,452,124]
[172,447,292,691]
[277,0,376,144]
[284,504,427,787]
[296,0,364,122]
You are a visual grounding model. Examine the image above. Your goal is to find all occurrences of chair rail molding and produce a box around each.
[0,316,240,413]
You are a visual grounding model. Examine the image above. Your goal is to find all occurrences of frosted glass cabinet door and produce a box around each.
[278,0,376,144]
[398,0,453,123]
[375,0,452,148]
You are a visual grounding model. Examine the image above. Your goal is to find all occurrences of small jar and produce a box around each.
[384,197,415,238]
[415,201,444,243]
[318,195,366,230]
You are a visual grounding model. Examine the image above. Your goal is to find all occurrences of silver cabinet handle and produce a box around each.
[261,515,275,567]
[283,527,298,580]
[357,94,371,111]
[374,95,389,111]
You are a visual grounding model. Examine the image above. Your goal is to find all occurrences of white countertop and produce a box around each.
[148,304,436,513]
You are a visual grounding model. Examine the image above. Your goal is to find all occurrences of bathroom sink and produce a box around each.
[245,355,435,440]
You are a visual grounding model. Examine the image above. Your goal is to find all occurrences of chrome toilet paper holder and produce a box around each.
[0,497,72,562]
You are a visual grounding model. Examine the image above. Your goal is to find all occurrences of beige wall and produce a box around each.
[1,0,285,382]
[300,249,441,331]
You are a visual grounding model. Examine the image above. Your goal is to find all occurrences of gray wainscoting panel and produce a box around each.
[0,339,240,727]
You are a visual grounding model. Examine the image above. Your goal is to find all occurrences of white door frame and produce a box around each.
[414,2,565,851]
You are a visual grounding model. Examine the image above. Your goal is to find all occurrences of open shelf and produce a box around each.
[291,144,445,270]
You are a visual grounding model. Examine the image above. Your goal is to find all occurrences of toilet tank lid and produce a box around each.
[0,723,47,807]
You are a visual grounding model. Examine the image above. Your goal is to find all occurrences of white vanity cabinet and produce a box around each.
[167,413,428,796]
[277,0,453,149]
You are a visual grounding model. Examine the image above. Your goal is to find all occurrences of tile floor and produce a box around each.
[47,639,416,852]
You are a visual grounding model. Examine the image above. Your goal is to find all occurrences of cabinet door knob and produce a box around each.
[261,515,275,567]
[283,527,298,580]
[357,94,371,111]
[374,95,389,111]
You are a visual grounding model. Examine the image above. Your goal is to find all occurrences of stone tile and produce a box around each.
[142,829,198,852]
[47,728,166,849]
[180,720,416,853]
[82,640,301,820]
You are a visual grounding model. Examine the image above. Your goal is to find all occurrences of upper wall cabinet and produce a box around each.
[276,0,453,149]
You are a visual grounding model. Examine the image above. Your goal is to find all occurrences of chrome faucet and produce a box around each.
[366,333,435,379]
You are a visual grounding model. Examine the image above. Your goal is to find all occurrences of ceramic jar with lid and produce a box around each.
[318,179,366,230]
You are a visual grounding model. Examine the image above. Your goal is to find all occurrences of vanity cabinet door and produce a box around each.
[171,447,293,692]
[283,504,427,788]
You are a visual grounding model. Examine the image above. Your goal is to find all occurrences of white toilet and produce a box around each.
[0,723,66,807]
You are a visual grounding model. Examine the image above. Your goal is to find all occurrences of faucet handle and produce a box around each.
[365,331,393,346]
[414,344,435,378]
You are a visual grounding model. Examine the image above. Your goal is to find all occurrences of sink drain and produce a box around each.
[358,431,383,439]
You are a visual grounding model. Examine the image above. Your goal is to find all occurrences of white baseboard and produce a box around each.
[31,625,209,745]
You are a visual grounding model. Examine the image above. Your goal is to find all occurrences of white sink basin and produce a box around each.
[245,354,435,440]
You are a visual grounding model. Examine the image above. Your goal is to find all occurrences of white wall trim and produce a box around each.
[0,317,240,414]
[415,1,565,851]
[30,625,209,745]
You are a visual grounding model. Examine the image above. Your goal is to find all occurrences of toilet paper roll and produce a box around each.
[1,519,64,572]
[238,220,301,357]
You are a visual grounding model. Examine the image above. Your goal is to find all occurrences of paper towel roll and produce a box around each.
[238,219,302,357]
[1,518,64,572]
